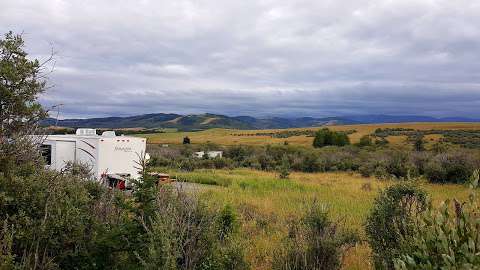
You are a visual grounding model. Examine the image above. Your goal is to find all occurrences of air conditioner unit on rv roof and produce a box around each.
[76,128,97,136]
[101,131,116,137]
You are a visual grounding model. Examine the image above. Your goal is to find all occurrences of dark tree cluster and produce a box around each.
[313,128,350,148]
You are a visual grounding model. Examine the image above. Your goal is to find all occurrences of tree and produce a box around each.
[183,136,191,144]
[0,31,49,177]
[313,128,350,148]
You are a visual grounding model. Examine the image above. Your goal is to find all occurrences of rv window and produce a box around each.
[41,144,52,165]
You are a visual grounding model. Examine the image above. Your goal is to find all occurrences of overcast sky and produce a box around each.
[2,0,480,118]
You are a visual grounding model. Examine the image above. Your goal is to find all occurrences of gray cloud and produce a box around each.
[1,0,480,118]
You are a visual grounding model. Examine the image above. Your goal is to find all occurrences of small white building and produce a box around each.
[193,151,223,159]
[40,129,147,181]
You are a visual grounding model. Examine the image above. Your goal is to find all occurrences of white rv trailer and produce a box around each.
[40,128,147,181]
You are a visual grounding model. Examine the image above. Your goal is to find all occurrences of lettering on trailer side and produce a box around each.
[115,146,132,152]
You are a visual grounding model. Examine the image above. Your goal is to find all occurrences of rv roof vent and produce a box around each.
[101,131,116,137]
[76,128,97,136]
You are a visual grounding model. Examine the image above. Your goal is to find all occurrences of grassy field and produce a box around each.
[141,122,480,147]
[143,122,480,268]
[160,168,473,270]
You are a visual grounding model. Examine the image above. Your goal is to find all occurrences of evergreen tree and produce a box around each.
[0,31,49,177]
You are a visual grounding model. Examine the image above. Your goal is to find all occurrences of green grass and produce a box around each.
[156,168,474,270]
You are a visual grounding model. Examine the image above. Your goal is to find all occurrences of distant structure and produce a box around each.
[193,151,223,159]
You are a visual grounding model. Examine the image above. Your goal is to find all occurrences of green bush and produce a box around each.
[313,128,350,148]
[358,150,417,179]
[278,155,291,179]
[413,135,425,151]
[138,188,248,270]
[225,145,255,163]
[0,169,130,269]
[273,201,358,270]
[0,155,248,270]
[424,150,479,183]
[365,183,428,270]
[212,157,234,169]
[176,158,197,171]
[394,171,480,269]
[358,135,374,147]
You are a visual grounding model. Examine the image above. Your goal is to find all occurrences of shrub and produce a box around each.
[212,157,234,169]
[424,150,479,183]
[273,201,358,270]
[177,158,197,171]
[217,204,239,240]
[299,154,323,173]
[413,135,425,151]
[365,183,428,270]
[138,187,248,270]
[225,145,255,163]
[278,155,291,179]
[384,150,417,179]
[358,135,373,147]
[0,169,129,269]
[358,150,418,179]
[394,171,480,269]
[149,155,173,167]
[409,151,430,175]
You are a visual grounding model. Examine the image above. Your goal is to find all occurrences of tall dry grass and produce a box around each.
[160,168,472,269]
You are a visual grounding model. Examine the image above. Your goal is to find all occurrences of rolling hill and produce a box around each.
[41,113,480,131]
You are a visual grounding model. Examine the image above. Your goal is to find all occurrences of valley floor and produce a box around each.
[142,122,480,147]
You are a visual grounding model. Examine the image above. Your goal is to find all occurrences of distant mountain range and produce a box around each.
[41,113,480,131]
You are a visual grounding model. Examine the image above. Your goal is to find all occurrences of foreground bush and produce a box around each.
[0,168,128,269]
[139,189,248,270]
[394,172,480,270]
[273,201,358,270]
[365,183,427,270]
[0,161,249,270]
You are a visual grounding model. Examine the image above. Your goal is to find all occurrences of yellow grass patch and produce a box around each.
[385,135,407,144]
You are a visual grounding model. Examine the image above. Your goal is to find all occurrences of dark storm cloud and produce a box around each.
[1,0,480,118]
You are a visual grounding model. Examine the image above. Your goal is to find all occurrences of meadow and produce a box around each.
[141,122,480,147]
[159,168,472,270]
[143,122,480,269]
